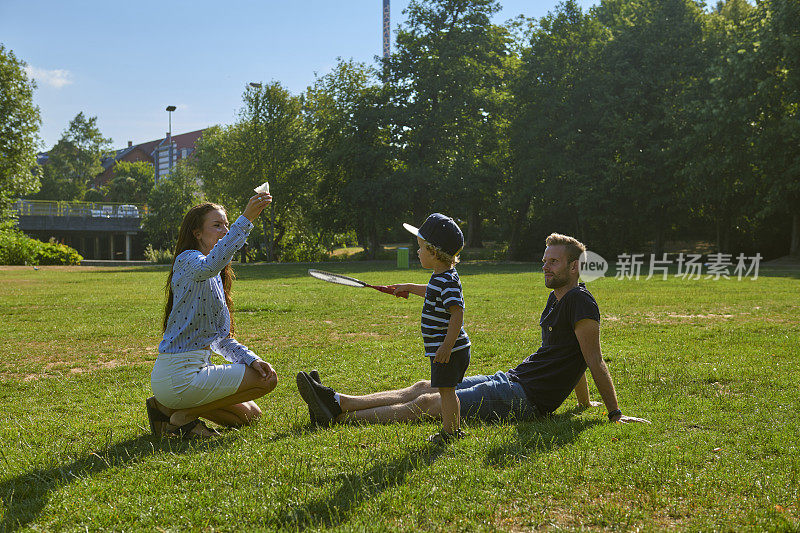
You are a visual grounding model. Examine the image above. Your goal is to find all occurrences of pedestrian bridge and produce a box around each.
[13,200,149,260]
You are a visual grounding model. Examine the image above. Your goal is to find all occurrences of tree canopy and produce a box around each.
[34,112,112,201]
[0,44,41,226]
[8,0,799,259]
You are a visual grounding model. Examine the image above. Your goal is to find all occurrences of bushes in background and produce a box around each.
[143,244,173,264]
[0,229,83,265]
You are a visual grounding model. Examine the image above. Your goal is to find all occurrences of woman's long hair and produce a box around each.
[162,203,236,335]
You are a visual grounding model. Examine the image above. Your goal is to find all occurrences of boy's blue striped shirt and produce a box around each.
[420,268,470,355]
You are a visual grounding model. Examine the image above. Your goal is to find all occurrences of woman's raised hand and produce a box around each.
[242,192,272,222]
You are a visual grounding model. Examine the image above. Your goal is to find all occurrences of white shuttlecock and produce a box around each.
[254,182,270,194]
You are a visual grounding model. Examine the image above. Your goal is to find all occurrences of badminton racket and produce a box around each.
[308,269,409,298]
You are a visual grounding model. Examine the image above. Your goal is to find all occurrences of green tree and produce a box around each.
[105,160,155,203]
[713,0,753,24]
[195,82,310,261]
[691,0,800,257]
[141,162,203,250]
[681,0,757,253]
[305,59,400,258]
[390,0,511,246]
[747,0,800,256]
[83,185,108,202]
[0,45,41,226]
[508,0,607,259]
[34,112,112,201]
[594,0,707,254]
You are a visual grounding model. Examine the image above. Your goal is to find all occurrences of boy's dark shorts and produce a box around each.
[430,347,470,388]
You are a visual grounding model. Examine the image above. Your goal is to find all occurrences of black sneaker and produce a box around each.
[427,428,467,445]
[296,371,341,427]
[307,370,322,425]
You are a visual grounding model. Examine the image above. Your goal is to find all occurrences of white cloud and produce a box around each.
[24,66,74,88]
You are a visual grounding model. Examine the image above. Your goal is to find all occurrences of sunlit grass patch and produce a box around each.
[0,262,798,530]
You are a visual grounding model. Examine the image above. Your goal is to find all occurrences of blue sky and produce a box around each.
[1,0,595,150]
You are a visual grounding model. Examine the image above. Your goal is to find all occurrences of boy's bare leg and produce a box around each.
[439,387,459,434]
[338,392,442,424]
[337,380,436,413]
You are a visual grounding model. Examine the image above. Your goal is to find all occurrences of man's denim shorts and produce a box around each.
[456,371,541,422]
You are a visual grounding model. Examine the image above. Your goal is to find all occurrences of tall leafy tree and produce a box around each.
[305,60,400,258]
[0,45,41,225]
[305,60,372,242]
[747,0,800,256]
[681,0,757,252]
[34,112,112,201]
[508,0,607,258]
[594,0,707,254]
[196,82,310,260]
[390,0,511,246]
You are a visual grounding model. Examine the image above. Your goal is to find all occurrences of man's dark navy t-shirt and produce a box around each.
[507,283,600,414]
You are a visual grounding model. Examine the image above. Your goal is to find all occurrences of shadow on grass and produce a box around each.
[273,409,599,530]
[484,408,604,468]
[0,433,226,532]
[274,444,445,531]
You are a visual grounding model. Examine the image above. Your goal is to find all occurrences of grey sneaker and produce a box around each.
[296,371,340,427]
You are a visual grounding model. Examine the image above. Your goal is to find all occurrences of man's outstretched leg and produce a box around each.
[296,371,440,426]
[339,390,442,424]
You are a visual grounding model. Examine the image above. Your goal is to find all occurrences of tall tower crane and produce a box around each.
[383,0,390,57]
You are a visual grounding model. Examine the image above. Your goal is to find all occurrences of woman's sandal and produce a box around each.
[146,396,171,437]
[166,419,221,440]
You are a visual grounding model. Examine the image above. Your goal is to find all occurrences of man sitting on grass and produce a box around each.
[297,233,650,428]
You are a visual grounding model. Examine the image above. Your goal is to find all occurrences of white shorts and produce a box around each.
[151,349,246,409]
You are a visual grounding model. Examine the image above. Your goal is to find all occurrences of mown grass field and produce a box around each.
[1,261,798,531]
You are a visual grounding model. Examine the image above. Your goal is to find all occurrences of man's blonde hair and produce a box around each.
[424,241,460,266]
[545,233,586,263]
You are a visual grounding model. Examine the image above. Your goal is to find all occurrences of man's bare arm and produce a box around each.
[573,373,601,408]
[574,373,590,406]
[574,318,650,424]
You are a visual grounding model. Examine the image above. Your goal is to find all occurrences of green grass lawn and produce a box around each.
[1,261,798,531]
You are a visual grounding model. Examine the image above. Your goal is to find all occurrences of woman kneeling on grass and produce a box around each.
[146,192,277,439]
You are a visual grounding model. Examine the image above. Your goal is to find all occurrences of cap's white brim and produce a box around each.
[403,223,420,238]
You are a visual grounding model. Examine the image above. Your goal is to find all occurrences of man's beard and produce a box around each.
[544,271,569,289]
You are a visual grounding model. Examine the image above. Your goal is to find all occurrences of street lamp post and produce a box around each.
[248,82,274,262]
[166,105,176,177]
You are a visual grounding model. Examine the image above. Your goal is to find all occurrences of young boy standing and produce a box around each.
[394,213,471,443]
[295,213,470,443]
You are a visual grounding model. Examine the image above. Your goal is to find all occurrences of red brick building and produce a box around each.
[96,129,205,186]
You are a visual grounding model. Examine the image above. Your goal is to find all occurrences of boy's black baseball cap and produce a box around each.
[403,213,464,256]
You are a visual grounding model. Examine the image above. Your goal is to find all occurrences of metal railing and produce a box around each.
[13,199,149,219]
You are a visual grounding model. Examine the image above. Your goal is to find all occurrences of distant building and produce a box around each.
[94,128,205,186]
